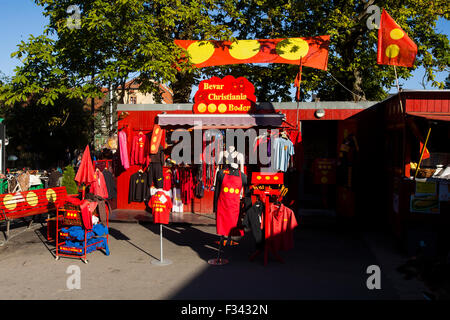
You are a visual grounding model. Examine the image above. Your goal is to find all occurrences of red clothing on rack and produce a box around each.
[90,169,109,199]
[130,132,149,166]
[163,167,172,191]
[266,203,298,252]
[150,191,173,224]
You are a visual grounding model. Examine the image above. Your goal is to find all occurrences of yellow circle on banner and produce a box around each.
[390,28,404,40]
[230,188,235,193]
[151,145,156,152]
[26,192,38,207]
[187,41,215,64]
[235,189,240,194]
[208,104,217,113]
[153,137,157,143]
[155,127,160,134]
[197,103,207,113]
[321,177,328,184]
[276,38,309,60]
[265,176,270,180]
[46,189,57,202]
[257,176,262,180]
[229,40,261,60]
[274,176,279,181]
[218,103,227,113]
[3,194,17,211]
[386,44,400,58]
[224,187,229,193]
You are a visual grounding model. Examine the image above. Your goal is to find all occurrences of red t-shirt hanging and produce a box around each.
[150,191,173,224]
[267,203,298,252]
[131,132,148,166]
[163,167,172,191]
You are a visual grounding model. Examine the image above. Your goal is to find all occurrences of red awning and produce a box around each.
[407,112,450,122]
[157,114,285,128]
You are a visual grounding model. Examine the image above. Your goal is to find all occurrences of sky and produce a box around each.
[0,0,449,94]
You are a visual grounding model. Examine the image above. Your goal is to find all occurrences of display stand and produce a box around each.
[208,235,229,265]
[249,172,286,266]
[55,201,109,264]
[151,224,172,266]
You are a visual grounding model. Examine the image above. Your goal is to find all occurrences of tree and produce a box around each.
[445,73,450,89]
[1,95,92,169]
[203,0,450,101]
[0,0,244,107]
[62,165,79,195]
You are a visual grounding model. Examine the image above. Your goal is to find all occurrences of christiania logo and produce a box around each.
[193,75,256,114]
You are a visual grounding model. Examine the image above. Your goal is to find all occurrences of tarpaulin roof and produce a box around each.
[156,114,285,128]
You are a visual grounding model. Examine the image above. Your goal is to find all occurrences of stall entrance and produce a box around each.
[298,120,338,212]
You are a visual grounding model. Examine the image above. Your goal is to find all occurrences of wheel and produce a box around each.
[55,256,60,261]
[82,259,88,264]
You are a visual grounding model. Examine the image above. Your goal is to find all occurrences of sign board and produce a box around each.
[415,181,437,195]
[193,76,256,114]
[313,158,336,184]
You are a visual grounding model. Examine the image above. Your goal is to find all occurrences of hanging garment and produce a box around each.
[180,167,194,204]
[215,169,243,236]
[243,200,265,247]
[267,203,298,252]
[118,130,130,170]
[128,171,149,203]
[150,191,173,224]
[172,188,184,213]
[272,137,295,172]
[90,169,109,199]
[102,168,117,200]
[130,132,149,166]
[163,167,172,191]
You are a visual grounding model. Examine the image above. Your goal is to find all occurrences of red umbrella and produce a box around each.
[75,145,96,199]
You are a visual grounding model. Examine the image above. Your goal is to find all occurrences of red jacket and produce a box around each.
[150,191,173,224]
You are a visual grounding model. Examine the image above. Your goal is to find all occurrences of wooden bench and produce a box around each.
[0,187,68,245]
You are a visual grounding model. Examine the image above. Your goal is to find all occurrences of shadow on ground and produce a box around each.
[139,217,400,300]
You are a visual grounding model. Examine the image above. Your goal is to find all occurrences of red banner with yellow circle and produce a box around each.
[175,36,330,70]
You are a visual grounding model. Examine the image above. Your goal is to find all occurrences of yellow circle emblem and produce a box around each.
[3,194,17,211]
[229,188,235,193]
[390,28,404,40]
[276,38,309,60]
[235,189,240,194]
[197,103,207,113]
[46,189,57,203]
[208,104,217,113]
[386,44,400,58]
[229,40,261,60]
[218,103,227,113]
[187,41,215,64]
[26,192,39,207]
[223,187,229,193]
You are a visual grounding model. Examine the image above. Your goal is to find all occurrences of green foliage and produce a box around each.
[1,95,92,168]
[62,165,78,195]
[0,0,447,105]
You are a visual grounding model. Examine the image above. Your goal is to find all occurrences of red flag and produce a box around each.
[377,10,417,67]
[420,141,430,160]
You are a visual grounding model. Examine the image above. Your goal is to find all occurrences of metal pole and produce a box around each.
[160,224,163,262]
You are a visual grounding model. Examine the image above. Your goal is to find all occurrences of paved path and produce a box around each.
[0,216,424,300]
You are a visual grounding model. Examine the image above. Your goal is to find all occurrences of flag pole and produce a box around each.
[393,65,404,114]
[295,57,303,131]
[414,126,431,180]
